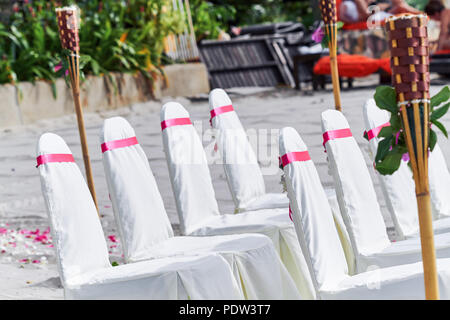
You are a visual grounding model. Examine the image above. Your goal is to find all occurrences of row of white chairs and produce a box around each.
[36,88,450,299]
[209,89,450,298]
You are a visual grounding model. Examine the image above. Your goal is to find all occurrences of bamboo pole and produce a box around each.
[56,7,98,212]
[387,14,438,300]
[319,0,342,111]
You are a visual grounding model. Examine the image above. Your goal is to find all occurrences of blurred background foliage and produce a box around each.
[0,0,427,86]
[0,0,183,86]
[190,0,315,40]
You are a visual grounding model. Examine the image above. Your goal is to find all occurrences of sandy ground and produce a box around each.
[0,75,449,299]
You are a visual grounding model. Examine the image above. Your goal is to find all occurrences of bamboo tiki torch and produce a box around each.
[56,7,98,211]
[319,0,342,111]
[386,14,438,299]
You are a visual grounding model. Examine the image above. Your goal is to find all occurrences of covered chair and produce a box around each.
[279,126,450,299]
[363,99,450,239]
[36,132,243,300]
[321,109,450,274]
[209,88,354,274]
[209,88,341,212]
[101,116,300,300]
[161,101,314,299]
[208,88,290,212]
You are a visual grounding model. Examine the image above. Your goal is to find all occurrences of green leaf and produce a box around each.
[375,151,403,175]
[389,112,402,132]
[375,135,393,163]
[378,126,393,138]
[50,82,57,100]
[431,119,448,138]
[111,261,119,267]
[374,86,397,113]
[431,86,450,109]
[430,129,437,151]
[431,102,450,121]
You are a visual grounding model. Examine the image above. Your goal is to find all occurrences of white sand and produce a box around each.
[0,78,449,299]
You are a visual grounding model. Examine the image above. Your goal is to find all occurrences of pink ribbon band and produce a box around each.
[280,151,311,168]
[365,122,390,141]
[210,105,234,120]
[36,154,75,168]
[161,118,192,131]
[322,128,353,147]
[101,136,138,153]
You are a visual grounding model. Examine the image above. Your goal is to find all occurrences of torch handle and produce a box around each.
[329,51,342,111]
[416,190,439,300]
[327,24,342,112]
[68,55,99,213]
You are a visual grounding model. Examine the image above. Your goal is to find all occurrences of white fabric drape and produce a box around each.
[101,116,300,300]
[161,101,313,299]
[37,132,243,300]
[363,99,450,238]
[209,88,283,212]
[208,88,354,274]
[280,126,450,300]
[322,110,450,274]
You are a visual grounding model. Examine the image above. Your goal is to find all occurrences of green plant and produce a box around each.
[189,0,236,40]
[368,85,450,175]
[0,0,183,93]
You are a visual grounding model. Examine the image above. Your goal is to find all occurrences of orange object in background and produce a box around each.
[433,49,450,55]
[314,54,391,77]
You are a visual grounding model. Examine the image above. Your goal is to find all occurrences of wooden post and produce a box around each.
[319,0,342,111]
[386,14,438,300]
[56,7,98,212]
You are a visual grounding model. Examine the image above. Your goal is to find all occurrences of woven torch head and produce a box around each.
[319,0,337,25]
[56,6,80,52]
[385,14,430,104]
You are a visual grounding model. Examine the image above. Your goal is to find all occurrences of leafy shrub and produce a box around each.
[0,0,183,88]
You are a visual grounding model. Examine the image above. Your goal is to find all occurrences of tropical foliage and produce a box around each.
[368,85,450,175]
[0,0,183,87]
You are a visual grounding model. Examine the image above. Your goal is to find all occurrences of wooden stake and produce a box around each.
[328,23,342,111]
[56,8,98,213]
[318,0,342,111]
[68,53,98,212]
[387,14,438,299]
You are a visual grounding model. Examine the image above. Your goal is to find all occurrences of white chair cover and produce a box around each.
[322,110,450,273]
[208,89,352,270]
[161,103,221,235]
[161,102,313,299]
[102,117,301,300]
[363,99,450,238]
[279,126,450,300]
[363,99,419,238]
[428,145,450,219]
[37,132,242,300]
[101,117,174,261]
[209,88,289,211]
